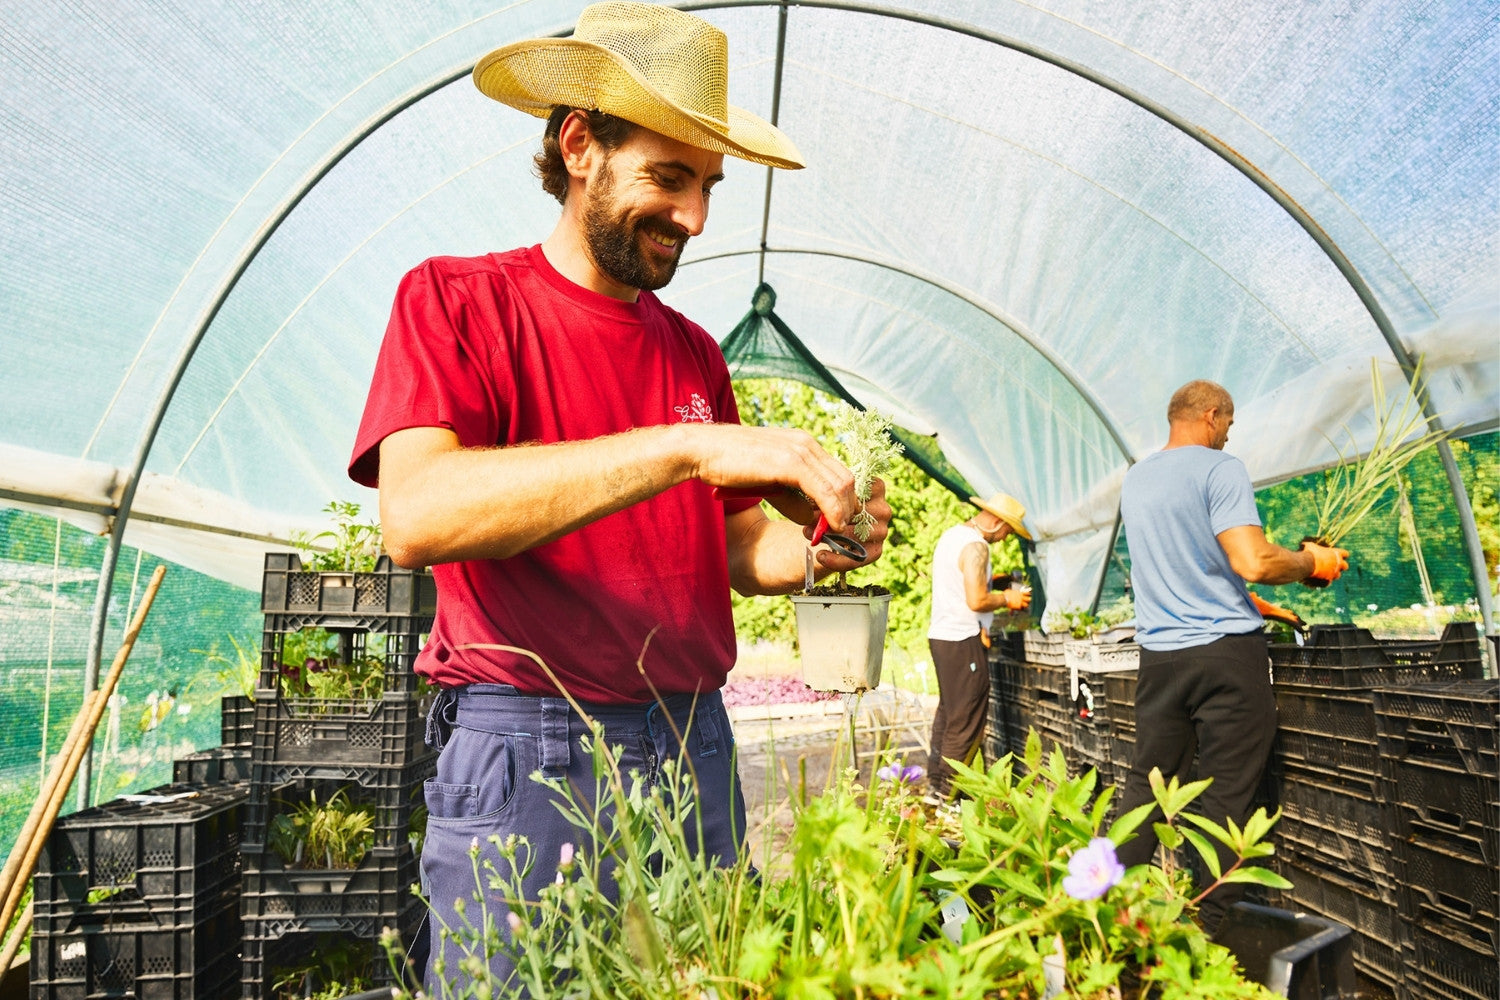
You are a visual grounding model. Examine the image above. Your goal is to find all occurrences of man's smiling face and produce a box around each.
[579,126,725,294]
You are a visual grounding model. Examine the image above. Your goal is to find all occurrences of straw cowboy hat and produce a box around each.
[472,1,805,169]
[970,493,1033,540]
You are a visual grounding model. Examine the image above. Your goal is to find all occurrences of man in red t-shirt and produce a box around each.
[348,3,890,991]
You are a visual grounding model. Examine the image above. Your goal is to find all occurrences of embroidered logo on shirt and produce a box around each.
[675,393,715,423]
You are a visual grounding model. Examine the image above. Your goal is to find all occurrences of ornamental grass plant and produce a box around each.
[382,719,1287,999]
[1312,357,1450,548]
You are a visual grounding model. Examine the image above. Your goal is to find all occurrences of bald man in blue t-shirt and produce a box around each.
[1115,379,1349,934]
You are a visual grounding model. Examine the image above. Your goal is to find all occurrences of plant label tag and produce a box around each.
[938,892,970,943]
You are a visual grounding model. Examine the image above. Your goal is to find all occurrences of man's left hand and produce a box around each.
[1000,587,1032,611]
[1250,592,1305,630]
[813,477,890,572]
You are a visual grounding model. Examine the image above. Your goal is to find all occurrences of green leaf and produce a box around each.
[1217,867,1293,889]
[1179,828,1222,879]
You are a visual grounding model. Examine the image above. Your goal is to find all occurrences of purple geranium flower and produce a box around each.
[876,761,926,784]
[1063,838,1125,900]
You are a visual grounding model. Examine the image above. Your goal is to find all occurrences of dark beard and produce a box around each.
[580,163,686,292]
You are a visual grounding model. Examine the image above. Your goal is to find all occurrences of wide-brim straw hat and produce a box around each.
[473,1,805,170]
[970,493,1033,540]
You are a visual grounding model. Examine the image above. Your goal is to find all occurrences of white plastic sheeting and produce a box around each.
[1,1,1496,611]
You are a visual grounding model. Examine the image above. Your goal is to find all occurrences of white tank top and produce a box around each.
[927,523,992,641]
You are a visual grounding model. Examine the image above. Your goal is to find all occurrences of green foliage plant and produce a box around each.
[829,402,905,544]
[268,787,376,870]
[380,717,1285,999]
[271,935,376,1000]
[1043,598,1134,639]
[1313,357,1451,547]
[291,500,384,573]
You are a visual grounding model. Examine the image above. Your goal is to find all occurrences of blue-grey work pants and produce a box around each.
[416,683,746,995]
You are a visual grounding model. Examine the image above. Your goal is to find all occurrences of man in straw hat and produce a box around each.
[348,1,889,989]
[923,493,1033,799]
[1114,379,1348,934]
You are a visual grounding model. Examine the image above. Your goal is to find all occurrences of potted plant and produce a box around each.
[789,403,904,692]
[267,787,376,894]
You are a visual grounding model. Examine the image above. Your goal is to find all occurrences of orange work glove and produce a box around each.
[1250,592,1306,630]
[1000,587,1032,611]
[1301,540,1350,584]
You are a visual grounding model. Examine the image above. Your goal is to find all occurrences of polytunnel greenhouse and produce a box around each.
[1,1,1497,997]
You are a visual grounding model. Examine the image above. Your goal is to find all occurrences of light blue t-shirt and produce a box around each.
[1120,446,1264,651]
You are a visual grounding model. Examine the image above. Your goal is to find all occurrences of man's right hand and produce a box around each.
[1302,540,1350,584]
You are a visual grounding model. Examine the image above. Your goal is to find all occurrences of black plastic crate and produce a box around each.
[1403,905,1499,1000]
[1101,670,1137,717]
[240,899,423,1000]
[34,783,246,929]
[1275,762,1386,846]
[261,552,437,617]
[1273,851,1405,985]
[241,847,420,924]
[1273,684,1377,743]
[258,618,430,698]
[240,755,435,857]
[30,901,240,1000]
[1268,622,1483,687]
[1274,812,1396,886]
[1374,678,1499,774]
[1381,754,1498,854]
[1272,726,1379,778]
[250,687,432,770]
[221,694,255,749]
[1393,819,1498,924]
[172,746,252,785]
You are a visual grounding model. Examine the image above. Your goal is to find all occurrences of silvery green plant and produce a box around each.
[830,403,904,543]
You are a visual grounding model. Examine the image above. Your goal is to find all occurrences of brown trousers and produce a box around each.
[926,633,991,796]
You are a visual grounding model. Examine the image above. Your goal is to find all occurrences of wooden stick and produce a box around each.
[0,564,166,941]
[0,901,32,989]
[0,690,98,912]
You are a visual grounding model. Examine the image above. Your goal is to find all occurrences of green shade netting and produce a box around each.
[721,283,976,503]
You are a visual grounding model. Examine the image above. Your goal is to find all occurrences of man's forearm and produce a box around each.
[380,425,693,567]
[727,516,829,596]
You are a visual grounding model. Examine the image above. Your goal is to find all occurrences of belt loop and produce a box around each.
[539,698,572,773]
[425,687,461,751]
[694,697,721,758]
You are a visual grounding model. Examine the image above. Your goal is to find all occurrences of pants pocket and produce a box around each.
[424,726,521,823]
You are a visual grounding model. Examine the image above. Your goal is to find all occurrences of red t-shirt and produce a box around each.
[349,246,757,703]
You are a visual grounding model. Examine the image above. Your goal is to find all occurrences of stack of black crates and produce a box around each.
[1261,622,1489,1000]
[238,552,437,998]
[31,783,248,998]
[1374,674,1497,1000]
[986,630,1138,800]
[985,630,1027,762]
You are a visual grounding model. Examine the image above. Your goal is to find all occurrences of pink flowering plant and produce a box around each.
[384,724,1286,999]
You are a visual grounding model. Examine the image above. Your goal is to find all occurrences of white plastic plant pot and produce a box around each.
[789,592,892,692]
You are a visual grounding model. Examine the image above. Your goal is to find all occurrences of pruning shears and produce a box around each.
[711,486,868,563]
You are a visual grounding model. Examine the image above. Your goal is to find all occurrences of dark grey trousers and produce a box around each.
[926,633,991,796]
[1114,631,1276,933]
